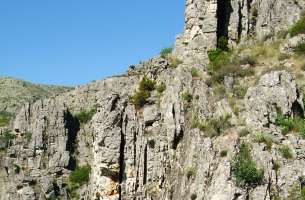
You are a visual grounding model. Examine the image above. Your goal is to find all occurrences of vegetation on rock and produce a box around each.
[0,111,13,127]
[0,129,15,151]
[192,114,231,137]
[160,47,173,59]
[279,145,293,159]
[254,133,273,151]
[275,112,305,137]
[231,143,264,187]
[289,15,305,37]
[130,76,156,108]
[69,165,91,190]
[75,108,97,124]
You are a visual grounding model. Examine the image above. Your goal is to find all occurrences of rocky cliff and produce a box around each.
[2,0,305,200]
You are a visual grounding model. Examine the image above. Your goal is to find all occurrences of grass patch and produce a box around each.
[160,47,173,59]
[130,76,156,108]
[231,143,264,188]
[279,145,293,159]
[207,50,255,84]
[0,111,13,127]
[232,84,248,99]
[181,91,193,103]
[75,108,97,124]
[69,165,91,189]
[192,114,232,137]
[191,67,200,78]
[168,56,183,68]
[294,42,305,54]
[254,133,273,150]
[275,112,305,136]
[289,15,305,37]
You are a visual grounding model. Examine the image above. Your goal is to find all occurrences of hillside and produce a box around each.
[2,0,305,200]
[0,76,72,116]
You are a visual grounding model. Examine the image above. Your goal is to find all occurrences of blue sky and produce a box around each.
[0,1,184,86]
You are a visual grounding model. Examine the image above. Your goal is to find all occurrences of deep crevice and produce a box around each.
[172,128,184,150]
[64,111,80,171]
[143,145,147,185]
[216,0,233,46]
[237,2,243,40]
[119,109,127,200]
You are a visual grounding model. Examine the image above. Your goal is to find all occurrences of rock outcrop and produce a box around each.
[175,0,305,67]
[2,0,305,200]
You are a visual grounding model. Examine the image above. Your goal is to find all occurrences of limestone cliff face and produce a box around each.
[175,0,305,67]
[2,1,305,200]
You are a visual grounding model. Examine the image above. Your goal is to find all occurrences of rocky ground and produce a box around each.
[2,0,305,200]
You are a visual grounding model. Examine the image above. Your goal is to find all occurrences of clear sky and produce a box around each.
[0,1,184,86]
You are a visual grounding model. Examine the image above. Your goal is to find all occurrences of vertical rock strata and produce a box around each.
[2,0,305,200]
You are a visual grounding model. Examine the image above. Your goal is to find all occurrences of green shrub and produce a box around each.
[275,112,305,136]
[192,114,232,137]
[254,133,273,150]
[156,82,166,94]
[160,47,173,58]
[294,42,305,54]
[231,143,264,187]
[289,15,305,37]
[181,91,193,103]
[191,67,200,78]
[0,111,13,127]
[208,48,223,62]
[130,76,156,108]
[207,51,254,84]
[218,36,229,51]
[232,85,248,99]
[279,145,293,159]
[48,194,61,200]
[0,129,16,150]
[75,108,97,124]
[69,165,91,188]
[139,76,156,92]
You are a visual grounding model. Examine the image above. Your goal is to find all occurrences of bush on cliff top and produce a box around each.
[160,47,173,59]
[130,76,156,108]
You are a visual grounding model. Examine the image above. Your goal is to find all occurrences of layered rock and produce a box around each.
[2,0,305,200]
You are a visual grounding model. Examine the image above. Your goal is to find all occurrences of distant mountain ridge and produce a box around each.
[0,76,72,114]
